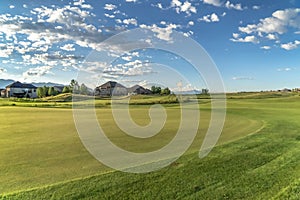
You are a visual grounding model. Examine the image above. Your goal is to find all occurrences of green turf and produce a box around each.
[0,94,299,199]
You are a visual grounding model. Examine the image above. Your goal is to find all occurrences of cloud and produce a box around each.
[238,8,300,35]
[60,44,75,51]
[225,1,244,11]
[277,67,293,71]
[198,13,220,23]
[125,0,137,2]
[230,35,259,43]
[139,23,179,42]
[123,18,138,26]
[73,0,93,9]
[266,33,277,40]
[188,21,194,26]
[103,60,156,77]
[23,66,53,78]
[261,46,271,50]
[9,5,15,9]
[232,8,300,47]
[203,0,245,11]
[104,4,117,10]
[104,13,115,18]
[252,5,260,10]
[170,0,197,15]
[232,76,254,80]
[203,0,222,7]
[0,68,7,74]
[281,40,300,50]
[172,82,200,92]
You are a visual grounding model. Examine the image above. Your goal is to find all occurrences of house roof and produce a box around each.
[98,81,126,89]
[6,81,37,89]
[128,85,152,94]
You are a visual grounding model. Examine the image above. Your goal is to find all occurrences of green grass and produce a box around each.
[0,94,299,199]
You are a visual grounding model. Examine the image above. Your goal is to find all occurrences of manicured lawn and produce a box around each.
[0,94,299,199]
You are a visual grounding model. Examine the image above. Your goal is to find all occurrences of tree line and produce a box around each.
[151,86,171,95]
[37,79,90,98]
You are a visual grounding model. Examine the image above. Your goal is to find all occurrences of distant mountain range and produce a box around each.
[0,79,65,89]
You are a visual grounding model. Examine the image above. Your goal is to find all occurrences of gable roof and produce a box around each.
[98,81,126,89]
[6,81,37,89]
[128,85,152,94]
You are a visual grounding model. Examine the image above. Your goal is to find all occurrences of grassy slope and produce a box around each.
[0,94,299,199]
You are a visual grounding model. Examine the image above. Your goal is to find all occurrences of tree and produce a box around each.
[202,88,209,95]
[80,83,88,95]
[43,86,49,97]
[37,87,46,98]
[151,86,162,94]
[151,86,156,94]
[161,87,171,95]
[70,79,79,93]
[62,86,70,93]
[48,87,57,96]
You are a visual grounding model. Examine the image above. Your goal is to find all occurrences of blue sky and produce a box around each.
[0,0,299,92]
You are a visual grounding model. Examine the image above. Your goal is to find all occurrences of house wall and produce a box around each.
[6,87,37,98]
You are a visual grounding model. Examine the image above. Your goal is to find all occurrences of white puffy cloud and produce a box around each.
[140,23,179,42]
[104,13,115,18]
[266,33,277,40]
[260,46,271,50]
[9,5,15,9]
[261,46,271,50]
[23,65,53,78]
[170,0,197,15]
[103,60,155,77]
[203,0,222,7]
[239,8,300,35]
[123,18,138,26]
[210,13,220,22]
[188,21,194,26]
[225,1,244,11]
[281,40,300,50]
[232,33,239,38]
[198,13,220,23]
[230,35,259,43]
[232,8,300,47]
[73,0,93,9]
[252,5,260,10]
[60,44,75,51]
[203,0,245,11]
[125,0,137,2]
[104,4,117,10]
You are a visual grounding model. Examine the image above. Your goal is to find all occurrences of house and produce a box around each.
[128,85,152,95]
[95,81,128,96]
[5,81,37,98]
[279,88,292,93]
